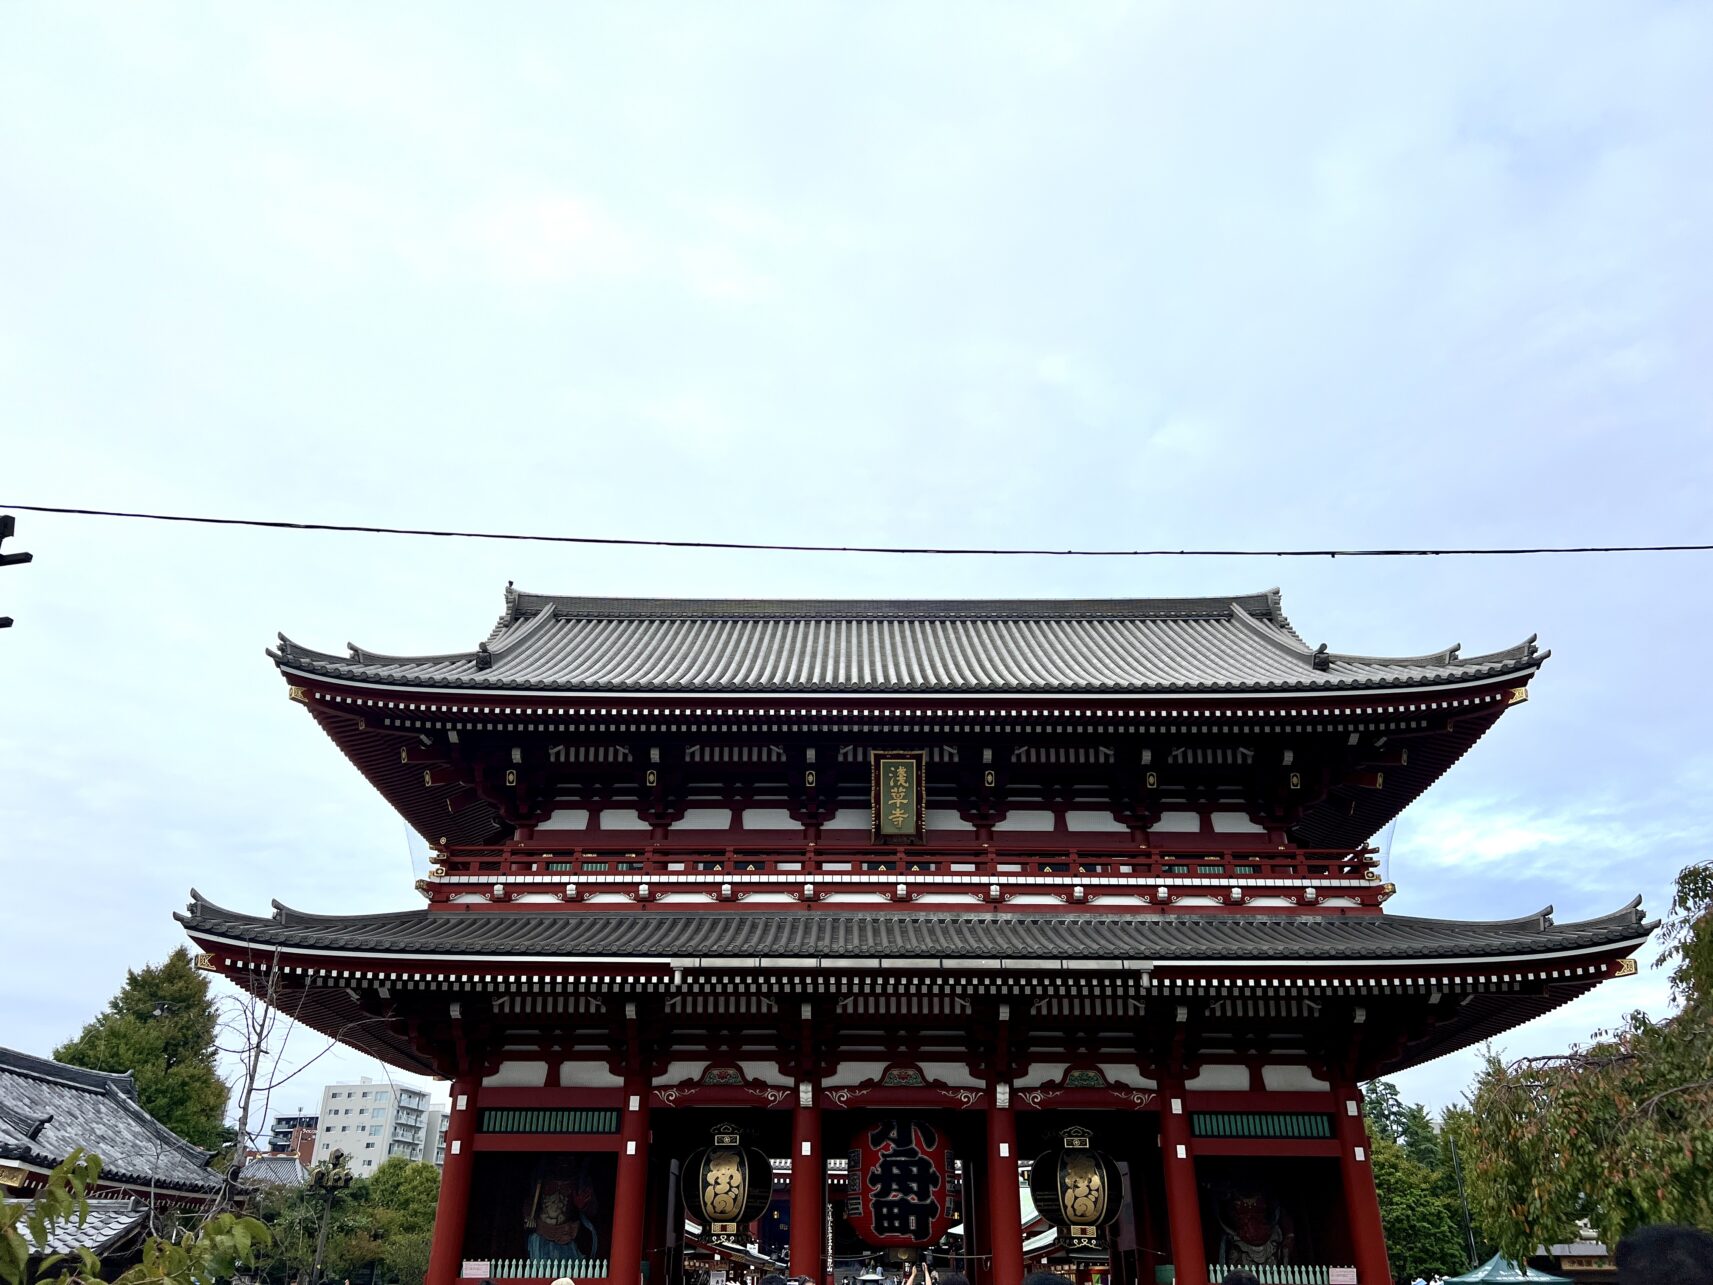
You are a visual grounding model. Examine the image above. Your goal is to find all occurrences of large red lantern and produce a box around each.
[845,1118,955,1249]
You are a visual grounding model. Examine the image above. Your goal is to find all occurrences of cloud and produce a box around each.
[472,195,641,284]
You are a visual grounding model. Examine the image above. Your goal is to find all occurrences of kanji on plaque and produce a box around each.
[870,752,925,843]
[846,1118,954,1249]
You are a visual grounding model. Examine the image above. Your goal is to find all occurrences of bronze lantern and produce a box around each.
[682,1123,773,1242]
[1028,1125,1123,1261]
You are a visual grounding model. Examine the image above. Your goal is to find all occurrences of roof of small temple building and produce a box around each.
[0,1047,220,1198]
[270,587,1546,696]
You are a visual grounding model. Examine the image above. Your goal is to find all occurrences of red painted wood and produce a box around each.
[790,1087,823,1284]
[1332,1082,1392,1285]
[472,1133,626,1153]
[986,1091,1025,1285]
[1187,1138,1340,1158]
[1157,1085,1206,1285]
[609,1069,651,1285]
[426,1074,480,1285]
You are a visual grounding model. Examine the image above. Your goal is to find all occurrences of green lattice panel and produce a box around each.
[478,1108,620,1134]
[1189,1112,1333,1139]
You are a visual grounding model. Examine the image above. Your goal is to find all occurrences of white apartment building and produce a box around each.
[422,1106,449,1167]
[311,1078,431,1176]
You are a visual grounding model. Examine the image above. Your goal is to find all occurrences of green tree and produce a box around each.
[1362,1079,1408,1142]
[1363,1079,1471,1279]
[53,949,229,1151]
[1456,862,1713,1260]
[1369,1132,1469,1280]
[250,1156,440,1285]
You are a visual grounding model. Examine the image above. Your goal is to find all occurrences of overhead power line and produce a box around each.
[2,502,1710,558]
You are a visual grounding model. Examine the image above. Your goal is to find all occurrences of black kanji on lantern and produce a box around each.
[855,1118,946,1247]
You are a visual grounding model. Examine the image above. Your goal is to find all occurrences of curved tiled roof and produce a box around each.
[179,894,1649,967]
[0,1047,218,1195]
[270,587,1545,696]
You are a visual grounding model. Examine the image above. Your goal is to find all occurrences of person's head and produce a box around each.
[1023,1272,1064,1285]
[937,1273,969,1285]
[1220,1274,1262,1285]
[1615,1225,1713,1285]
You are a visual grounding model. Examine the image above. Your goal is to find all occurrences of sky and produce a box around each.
[2,2,1711,1133]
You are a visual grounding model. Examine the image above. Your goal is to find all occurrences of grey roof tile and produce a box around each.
[179,895,1648,967]
[240,1154,307,1187]
[25,1197,149,1256]
[271,588,1545,696]
[0,1048,219,1194]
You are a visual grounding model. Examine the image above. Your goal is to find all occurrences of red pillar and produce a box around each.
[1332,1083,1391,1285]
[1156,1083,1205,1285]
[791,1080,824,1284]
[610,1066,652,1285]
[986,1081,1025,1285]
[426,1073,481,1285]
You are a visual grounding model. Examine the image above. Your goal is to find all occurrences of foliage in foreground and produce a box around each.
[1454,860,1713,1262]
[0,1152,269,1285]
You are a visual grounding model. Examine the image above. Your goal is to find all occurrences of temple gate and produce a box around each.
[182,590,1651,1285]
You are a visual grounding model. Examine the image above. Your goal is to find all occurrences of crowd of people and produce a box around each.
[746,1225,1712,1285]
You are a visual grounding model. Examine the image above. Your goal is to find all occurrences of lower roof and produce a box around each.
[179,894,1651,969]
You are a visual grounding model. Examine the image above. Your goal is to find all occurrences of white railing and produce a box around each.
[1204,1266,1355,1284]
[486,1258,609,1280]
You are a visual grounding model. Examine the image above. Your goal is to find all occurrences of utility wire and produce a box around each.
[4,501,1711,558]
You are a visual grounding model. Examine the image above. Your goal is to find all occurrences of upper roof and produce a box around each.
[0,1047,219,1195]
[270,587,1545,697]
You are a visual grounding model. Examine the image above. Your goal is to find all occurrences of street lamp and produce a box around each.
[309,1148,356,1285]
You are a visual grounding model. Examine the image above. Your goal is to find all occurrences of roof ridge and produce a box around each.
[503,590,1285,621]
[0,1045,139,1096]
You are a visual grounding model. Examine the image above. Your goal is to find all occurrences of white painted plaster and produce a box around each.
[992,810,1055,830]
[823,1061,891,1088]
[676,808,735,829]
[560,1063,623,1087]
[743,808,802,830]
[538,808,591,830]
[483,1061,549,1087]
[1149,811,1202,833]
[1184,1065,1251,1091]
[1065,811,1129,833]
[819,810,869,830]
[1261,1066,1329,1091]
[1210,811,1266,833]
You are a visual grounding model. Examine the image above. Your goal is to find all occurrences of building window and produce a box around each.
[371,1125,383,1136]
[365,1142,375,1150]
[358,1108,367,1116]
[375,1091,389,1102]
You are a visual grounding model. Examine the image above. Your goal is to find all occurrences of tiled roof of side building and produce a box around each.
[269,587,1546,696]
[29,1198,150,1256]
[0,1047,219,1194]
[179,894,1650,966]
